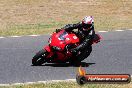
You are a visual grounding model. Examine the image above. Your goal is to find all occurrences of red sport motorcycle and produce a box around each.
[32,30,101,66]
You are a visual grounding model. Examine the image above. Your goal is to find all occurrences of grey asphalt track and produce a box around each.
[0,30,132,84]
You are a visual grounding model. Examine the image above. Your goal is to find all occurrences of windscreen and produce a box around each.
[58,31,68,41]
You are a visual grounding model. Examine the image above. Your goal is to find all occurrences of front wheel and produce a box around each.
[32,49,48,66]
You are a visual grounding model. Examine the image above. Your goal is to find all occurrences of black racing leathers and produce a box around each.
[60,22,95,52]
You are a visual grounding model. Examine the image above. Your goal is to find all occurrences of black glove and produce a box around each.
[56,29,61,33]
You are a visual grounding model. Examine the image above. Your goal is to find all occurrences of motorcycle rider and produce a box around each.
[56,16,95,55]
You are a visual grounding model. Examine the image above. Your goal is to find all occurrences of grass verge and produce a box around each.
[0,81,132,88]
[0,0,131,36]
[0,22,65,36]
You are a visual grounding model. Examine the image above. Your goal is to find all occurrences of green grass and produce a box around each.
[0,81,132,88]
[0,0,131,36]
[0,22,65,36]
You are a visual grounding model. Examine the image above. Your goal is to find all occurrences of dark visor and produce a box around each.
[83,24,92,29]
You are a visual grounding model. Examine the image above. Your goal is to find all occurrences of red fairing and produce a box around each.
[44,45,54,59]
[50,30,79,50]
[44,45,51,52]
[45,30,80,62]
[33,28,101,65]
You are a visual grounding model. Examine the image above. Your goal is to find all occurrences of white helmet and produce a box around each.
[82,16,94,31]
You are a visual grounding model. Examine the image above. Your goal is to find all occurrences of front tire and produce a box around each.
[32,49,48,66]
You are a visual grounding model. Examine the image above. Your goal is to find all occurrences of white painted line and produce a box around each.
[98,31,108,32]
[44,79,76,83]
[128,29,132,31]
[0,37,5,38]
[11,36,21,38]
[65,79,76,81]
[25,82,36,85]
[0,29,132,39]
[50,80,63,82]
[115,30,124,31]
[28,35,40,37]
[13,83,24,85]
[0,84,10,86]
[0,79,76,86]
[0,75,132,86]
[37,81,47,83]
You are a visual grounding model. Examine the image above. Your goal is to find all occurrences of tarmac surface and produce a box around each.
[0,30,132,84]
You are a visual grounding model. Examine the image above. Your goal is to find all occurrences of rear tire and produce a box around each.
[77,45,92,62]
[32,49,48,66]
[69,46,92,65]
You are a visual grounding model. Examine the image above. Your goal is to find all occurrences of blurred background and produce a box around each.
[0,0,131,36]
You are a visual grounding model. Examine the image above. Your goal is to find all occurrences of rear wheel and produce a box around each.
[70,45,92,64]
[32,49,48,66]
[77,45,92,62]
